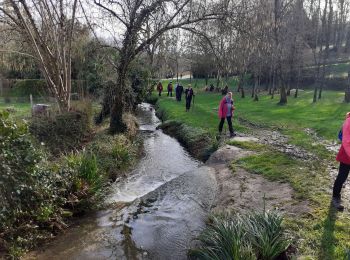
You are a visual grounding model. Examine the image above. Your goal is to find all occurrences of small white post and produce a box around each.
[30,94,33,116]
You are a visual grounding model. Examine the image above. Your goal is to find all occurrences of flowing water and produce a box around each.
[28,103,217,260]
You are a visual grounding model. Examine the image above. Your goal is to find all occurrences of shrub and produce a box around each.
[87,132,139,181]
[190,211,290,260]
[29,110,92,154]
[123,112,139,138]
[190,215,256,260]
[0,111,102,256]
[145,95,158,105]
[245,211,290,260]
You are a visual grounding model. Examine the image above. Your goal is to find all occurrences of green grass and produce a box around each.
[157,84,346,150]
[156,82,350,259]
[227,140,267,151]
[0,100,31,119]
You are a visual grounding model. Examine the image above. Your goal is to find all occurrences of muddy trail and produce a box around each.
[237,117,340,160]
[234,117,350,211]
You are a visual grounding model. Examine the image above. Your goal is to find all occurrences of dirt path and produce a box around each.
[206,142,310,216]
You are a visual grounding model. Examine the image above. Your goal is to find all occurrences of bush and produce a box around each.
[145,95,158,105]
[0,111,103,256]
[29,110,92,154]
[87,132,139,181]
[190,210,290,260]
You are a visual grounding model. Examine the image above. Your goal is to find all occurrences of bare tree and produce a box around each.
[0,0,79,112]
[91,0,231,133]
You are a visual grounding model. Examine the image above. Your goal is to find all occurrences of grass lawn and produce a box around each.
[0,100,32,119]
[156,82,350,259]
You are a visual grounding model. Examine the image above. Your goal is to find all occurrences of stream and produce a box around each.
[29,103,217,260]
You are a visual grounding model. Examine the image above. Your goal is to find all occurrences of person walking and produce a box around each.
[218,92,236,137]
[167,81,173,97]
[184,85,194,112]
[157,82,163,96]
[176,84,184,101]
[332,112,350,211]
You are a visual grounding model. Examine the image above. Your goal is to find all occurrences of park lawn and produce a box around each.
[156,87,350,259]
[157,86,349,157]
[0,100,32,120]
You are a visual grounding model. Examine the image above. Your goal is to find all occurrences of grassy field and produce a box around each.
[156,82,350,259]
[157,86,349,140]
[0,100,32,119]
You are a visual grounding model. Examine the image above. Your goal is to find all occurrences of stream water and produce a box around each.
[29,103,217,260]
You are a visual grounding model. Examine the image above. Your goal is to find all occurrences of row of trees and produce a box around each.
[185,0,350,103]
[1,0,350,133]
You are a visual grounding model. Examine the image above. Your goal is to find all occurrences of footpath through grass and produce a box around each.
[156,84,350,259]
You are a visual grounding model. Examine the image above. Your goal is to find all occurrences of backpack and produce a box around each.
[338,129,343,141]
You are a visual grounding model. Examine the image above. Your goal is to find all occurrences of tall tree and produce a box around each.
[0,0,79,112]
[92,0,231,133]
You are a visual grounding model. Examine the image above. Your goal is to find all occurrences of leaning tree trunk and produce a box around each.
[110,65,129,134]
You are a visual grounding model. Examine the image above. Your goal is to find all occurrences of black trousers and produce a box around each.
[167,90,172,97]
[333,162,350,198]
[158,91,161,96]
[219,116,234,134]
[186,97,192,110]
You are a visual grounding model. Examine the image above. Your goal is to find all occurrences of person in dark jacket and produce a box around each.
[167,81,173,97]
[176,84,184,101]
[184,85,194,112]
[157,82,163,96]
[222,85,229,95]
[218,92,236,137]
[332,112,350,211]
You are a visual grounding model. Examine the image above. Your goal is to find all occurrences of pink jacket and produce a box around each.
[218,96,235,119]
[337,115,350,164]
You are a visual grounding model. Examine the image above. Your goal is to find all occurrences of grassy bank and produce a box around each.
[0,103,141,258]
[155,84,350,259]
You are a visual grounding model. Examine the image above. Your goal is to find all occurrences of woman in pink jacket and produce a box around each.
[218,92,236,137]
[332,112,350,211]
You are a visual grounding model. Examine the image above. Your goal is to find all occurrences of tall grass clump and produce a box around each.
[245,211,290,260]
[190,210,290,260]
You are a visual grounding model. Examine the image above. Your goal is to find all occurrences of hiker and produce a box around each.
[332,112,350,211]
[184,85,194,112]
[167,81,173,97]
[157,82,163,96]
[218,92,236,137]
[222,85,229,95]
[176,84,184,101]
[209,84,215,92]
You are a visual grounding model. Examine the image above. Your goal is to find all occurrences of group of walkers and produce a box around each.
[155,81,235,135]
[156,81,195,111]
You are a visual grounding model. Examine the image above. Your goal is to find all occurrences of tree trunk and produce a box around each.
[313,85,318,103]
[295,66,301,98]
[109,65,128,134]
[279,74,287,104]
[279,85,287,104]
[253,75,259,101]
[345,71,350,103]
